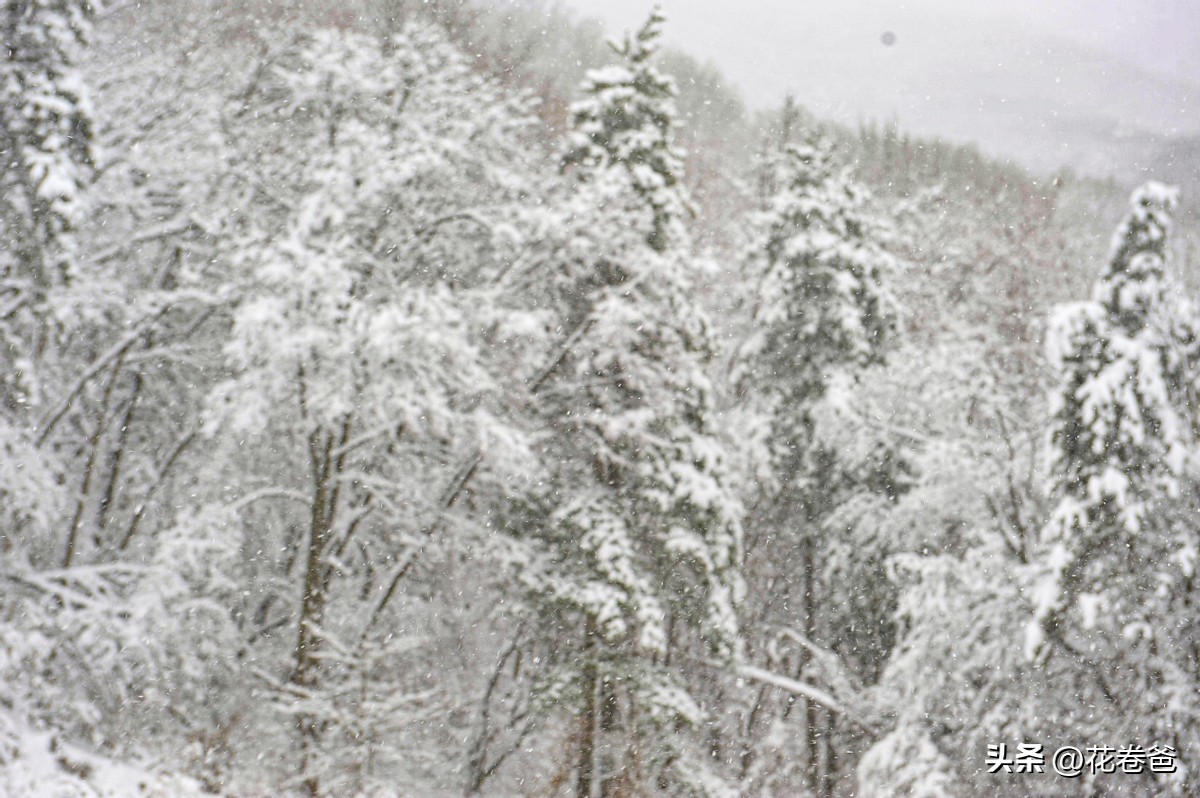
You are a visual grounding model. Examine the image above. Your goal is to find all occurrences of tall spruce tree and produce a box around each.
[1028,181,1200,793]
[1030,181,1186,659]
[731,125,897,796]
[740,130,896,411]
[505,9,745,796]
[562,6,691,254]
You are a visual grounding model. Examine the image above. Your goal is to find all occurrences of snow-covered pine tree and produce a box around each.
[1030,181,1185,658]
[562,5,691,255]
[1029,181,1200,793]
[729,124,898,796]
[0,0,94,412]
[0,0,105,746]
[504,9,745,796]
[0,0,93,292]
[740,130,895,410]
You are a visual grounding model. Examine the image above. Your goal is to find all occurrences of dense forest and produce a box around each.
[3,1,1200,796]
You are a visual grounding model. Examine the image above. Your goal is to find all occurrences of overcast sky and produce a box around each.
[558,0,1200,176]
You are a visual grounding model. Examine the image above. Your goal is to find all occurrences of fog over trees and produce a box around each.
[2,2,1199,796]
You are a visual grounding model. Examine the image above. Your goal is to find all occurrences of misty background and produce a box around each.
[563,0,1199,181]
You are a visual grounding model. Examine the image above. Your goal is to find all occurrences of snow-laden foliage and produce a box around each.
[1016,181,1200,793]
[204,22,547,795]
[0,0,95,447]
[0,0,93,290]
[857,726,957,798]
[740,133,897,405]
[4,2,1200,797]
[1031,183,1188,655]
[0,708,209,798]
[720,120,901,796]
[563,6,692,254]
[492,12,747,794]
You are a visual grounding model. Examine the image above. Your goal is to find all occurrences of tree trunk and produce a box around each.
[577,621,603,798]
[293,429,337,797]
[800,532,821,796]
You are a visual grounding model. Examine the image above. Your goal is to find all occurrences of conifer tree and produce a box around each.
[731,124,897,796]
[741,130,895,411]
[507,9,744,796]
[1028,181,1200,793]
[1030,182,1186,660]
[0,0,94,409]
[563,6,691,254]
[0,0,93,289]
